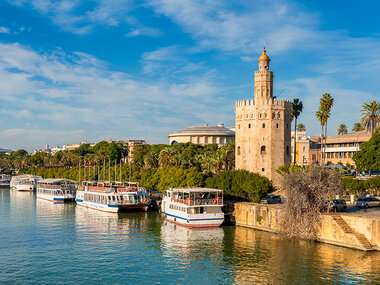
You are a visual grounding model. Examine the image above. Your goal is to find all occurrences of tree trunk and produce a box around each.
[324,120,328,165]
[321,125,324,165]
[294,117,297,164]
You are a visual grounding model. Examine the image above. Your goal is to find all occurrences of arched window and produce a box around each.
[277,112,281,119]
[276,123,279,128]
[248,124,251,129]
[171,140,178,145]
[272,112,275,119]
[259,113,262,119]
[264,112,267,119]
[262,123,265,128]
[237,146,241,155]
[260,145,266,154]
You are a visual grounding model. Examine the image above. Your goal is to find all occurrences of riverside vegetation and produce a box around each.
[1,141,273,202]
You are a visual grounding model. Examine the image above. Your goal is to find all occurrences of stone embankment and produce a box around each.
[232,203,380,251]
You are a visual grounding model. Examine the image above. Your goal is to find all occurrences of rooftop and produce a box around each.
[169,124,235,137]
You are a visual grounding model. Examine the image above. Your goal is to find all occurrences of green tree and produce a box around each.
[353,131,380,174]
[360,100,380,134]
[291,99,303,164]
[296,123,306,132]
[352,122,365,132]
[337,124,348,135]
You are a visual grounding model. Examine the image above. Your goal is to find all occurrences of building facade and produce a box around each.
[235,49,291,185]
[291,130,372,166]
[169,123,235,146]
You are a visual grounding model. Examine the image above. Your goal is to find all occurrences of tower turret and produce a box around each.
[254,48,273,103]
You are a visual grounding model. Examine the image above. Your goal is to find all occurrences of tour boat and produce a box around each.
[161,187,224,228]
[36,178,77,203]
[0,174,11,188]
[76,181,150,213]
[10,174,42,191]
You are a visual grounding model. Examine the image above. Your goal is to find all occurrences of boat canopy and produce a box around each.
[167,187,223,194]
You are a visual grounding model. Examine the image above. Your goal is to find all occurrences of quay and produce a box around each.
[231,202,380,251]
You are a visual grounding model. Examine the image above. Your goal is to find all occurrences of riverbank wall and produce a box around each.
[232,203,380,251]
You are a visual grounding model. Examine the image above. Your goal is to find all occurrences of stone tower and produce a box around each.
[235,49,291,186]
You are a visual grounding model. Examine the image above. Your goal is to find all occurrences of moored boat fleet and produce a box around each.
[5,174,225,227]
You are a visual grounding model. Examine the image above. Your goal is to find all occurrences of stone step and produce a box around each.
[334,215,375,250]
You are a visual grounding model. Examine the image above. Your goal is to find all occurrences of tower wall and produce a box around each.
[235,51,291,187]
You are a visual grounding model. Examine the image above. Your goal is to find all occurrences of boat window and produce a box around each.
[200,207,204,214]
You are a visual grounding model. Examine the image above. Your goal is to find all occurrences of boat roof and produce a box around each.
[167,187,223,193]
[39,178,77,184]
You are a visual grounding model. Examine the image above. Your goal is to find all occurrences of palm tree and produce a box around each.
[316,110,327,165]
[316,93,334,165]
[321,93,334,161]
[291,99,303,164]
[360,100,380,134]
[337,124,348,135]
[352,122,365,132]
[296,123,306,132]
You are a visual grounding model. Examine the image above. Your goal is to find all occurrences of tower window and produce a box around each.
[277,112,281,119]
[276,123,279,128]
[286,146,290,156]
[237,146,241,155]
[272,112,275,119]
[248,124,251,128]
[262,168,265,172]
[260,146,266,155]
[262,123,265,128]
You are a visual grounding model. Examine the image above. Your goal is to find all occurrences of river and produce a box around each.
[1,188,379,284]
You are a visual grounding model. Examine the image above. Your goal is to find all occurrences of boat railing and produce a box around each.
[170,197,222,206]
[38,185,77,190]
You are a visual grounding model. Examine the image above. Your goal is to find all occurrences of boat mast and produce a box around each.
[108,158,110,183]
[114,159,116,182]
[119,159,122,183]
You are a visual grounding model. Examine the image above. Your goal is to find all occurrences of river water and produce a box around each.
[1,188,379,284]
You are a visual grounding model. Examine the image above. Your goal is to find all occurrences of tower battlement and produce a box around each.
[235,98,291,108]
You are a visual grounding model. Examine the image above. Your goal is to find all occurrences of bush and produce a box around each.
[280,166,342,240]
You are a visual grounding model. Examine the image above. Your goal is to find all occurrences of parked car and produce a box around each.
[261,195,284,204]
[356,197,380,208]
[322,199,347,212]
[351,171,365,177]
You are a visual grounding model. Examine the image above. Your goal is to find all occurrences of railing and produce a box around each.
[170,198,222,206]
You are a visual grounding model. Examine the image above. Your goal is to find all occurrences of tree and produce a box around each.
[316,93,334,165]
[353,131,380,174]
[279,166,342,239]
[291,98,303,164]
[360,100,380,134]
[352,122,365,132]
[296,123,306,132]
[337,124,348,135]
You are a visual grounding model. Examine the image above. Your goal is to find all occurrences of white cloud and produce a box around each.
[0,26,10,34]
[148,0,319,55]
[0,42,230,150]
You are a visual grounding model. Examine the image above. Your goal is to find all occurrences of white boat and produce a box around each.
[36,178,77,203]
[0,174,11,188]
[76,181,150,213]
[10,174,42,191]
[161,187,224,228]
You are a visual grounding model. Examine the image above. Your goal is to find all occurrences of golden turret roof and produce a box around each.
[258,48,270,61]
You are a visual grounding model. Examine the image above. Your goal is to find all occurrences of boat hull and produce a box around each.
[37,193,75,203]
[76,199,149,213]
[11,185,36,191]
[162,211,224,228]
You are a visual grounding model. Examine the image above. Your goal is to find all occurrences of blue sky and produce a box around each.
[0,0,379,151]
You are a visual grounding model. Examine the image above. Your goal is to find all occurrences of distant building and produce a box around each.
[116,140,146,162]
[51,145,67,155]
[0,148,12,155]
[324,130,371,165]
[65,141,96,151]
[168,123,235,146]
[291,130,372,166]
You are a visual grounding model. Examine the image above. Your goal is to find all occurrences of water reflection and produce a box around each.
[232,226,380,284]
[36,198,75,217]
[75,205,149,235]
[160,221,224,258]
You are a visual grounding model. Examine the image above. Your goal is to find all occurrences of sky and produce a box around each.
[0,0,379,151]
